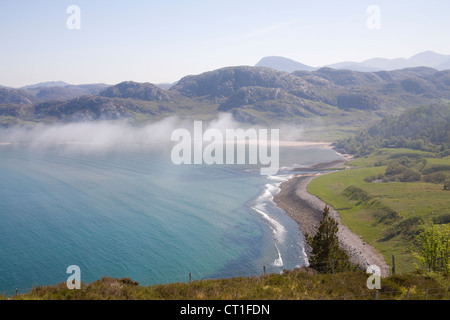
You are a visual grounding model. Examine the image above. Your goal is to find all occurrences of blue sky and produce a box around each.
[1,0,449,87]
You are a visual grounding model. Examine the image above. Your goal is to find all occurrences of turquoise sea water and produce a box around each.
[0,144,344,295]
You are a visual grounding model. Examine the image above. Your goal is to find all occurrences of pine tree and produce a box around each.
[305,205,354,273]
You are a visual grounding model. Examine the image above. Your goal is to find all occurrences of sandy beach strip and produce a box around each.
[273,160,390,277]
[277,141,332,148]
[225,139,333,148]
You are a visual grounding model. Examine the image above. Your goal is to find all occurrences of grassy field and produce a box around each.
[307,148,450,273]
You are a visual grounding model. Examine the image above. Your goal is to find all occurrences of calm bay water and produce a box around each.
[0,144,344,295]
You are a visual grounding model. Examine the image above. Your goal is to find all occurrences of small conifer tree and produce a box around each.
[305,205,354,273]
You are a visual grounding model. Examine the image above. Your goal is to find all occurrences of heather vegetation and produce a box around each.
[7,269,450,300]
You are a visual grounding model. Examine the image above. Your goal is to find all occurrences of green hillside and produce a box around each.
[308,104,450,273]
[334,103,450,156]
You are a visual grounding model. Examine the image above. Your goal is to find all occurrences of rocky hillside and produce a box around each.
[99,81,175,102]
[170,66,312,98]
[0,88,36,105]
[2,66,450,131]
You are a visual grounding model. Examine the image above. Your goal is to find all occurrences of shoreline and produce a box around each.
[273,158,390,277]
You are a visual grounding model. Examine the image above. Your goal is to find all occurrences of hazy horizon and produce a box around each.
[1,0,450,87]
[3,49,450,89]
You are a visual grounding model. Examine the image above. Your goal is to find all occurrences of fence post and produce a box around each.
[405,288,410,300]
[392,255,396,275]
[375,290,379,300]
[15,288,18,297]
[263,266,266,275]
[189,272,192,284]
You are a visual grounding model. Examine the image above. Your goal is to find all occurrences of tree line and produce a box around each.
[334,103,450,157]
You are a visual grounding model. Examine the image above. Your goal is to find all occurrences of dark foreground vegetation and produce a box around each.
[4,268,449,300]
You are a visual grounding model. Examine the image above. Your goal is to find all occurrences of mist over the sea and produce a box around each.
[0,114,307,152]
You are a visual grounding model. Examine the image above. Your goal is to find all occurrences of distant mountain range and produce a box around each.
[2,63,450,131]
[0,83,110,105]
[256,51,450,73]
[21,81,73,90]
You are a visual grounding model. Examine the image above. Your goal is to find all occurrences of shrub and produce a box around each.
[368,199,401,224]
[384,216,424,238]
[423,172,447,184]
[119,278,139,286]
[343,185,370,202]
[398,169,421,182]
[443,178,450,190]
[432,213,450,225]
[385,161,406,176]
[422,164,450,175]
[412,223,450,273]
